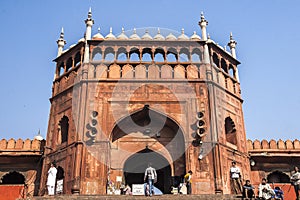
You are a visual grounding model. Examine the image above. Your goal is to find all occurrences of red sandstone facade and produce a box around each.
[39,10,250,195]
[0,9,298,199]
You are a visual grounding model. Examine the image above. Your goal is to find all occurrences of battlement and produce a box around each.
[0,138,45,155]
[247,139,300,151]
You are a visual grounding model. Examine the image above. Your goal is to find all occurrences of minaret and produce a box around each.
[199,12,208,40]
[199,12,210,64]
[83,7,94,63]
[56,27,66,57]
[227,32,237,59]
[227,32,240,82]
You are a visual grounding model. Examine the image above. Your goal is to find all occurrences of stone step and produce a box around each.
[30,194,242,200]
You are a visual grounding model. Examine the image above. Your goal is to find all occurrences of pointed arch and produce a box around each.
[225,116,237,145]
[59,116,69,144]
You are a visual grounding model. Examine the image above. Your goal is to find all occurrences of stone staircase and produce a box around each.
[31,194,242,200]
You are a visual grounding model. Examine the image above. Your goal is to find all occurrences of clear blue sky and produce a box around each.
[0,0,299,141]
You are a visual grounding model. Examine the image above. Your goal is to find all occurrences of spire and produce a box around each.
[227,32,237,59]
[56,27,66,57]
[198,12,208,40]
[88,7,92,19]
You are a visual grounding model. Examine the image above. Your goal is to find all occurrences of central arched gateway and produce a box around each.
[110,106,186,194]
[123,148,171,193]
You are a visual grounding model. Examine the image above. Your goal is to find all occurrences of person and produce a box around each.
[242,180,255,199]
[144,163,157,197]
[123,184,132,195]
[230,161,243,194]
[273,186,284,200]
[258,178,275,200]
[184,170,193,194]
[46,162,57,196]
[291,166,300,200]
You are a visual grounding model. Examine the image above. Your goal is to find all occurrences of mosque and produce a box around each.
[0,8,299,199]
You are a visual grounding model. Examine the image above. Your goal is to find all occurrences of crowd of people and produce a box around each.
[230,161,300,200]
[45,160,300,199]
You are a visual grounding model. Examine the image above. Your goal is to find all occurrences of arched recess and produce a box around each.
[174,65,185,79]
[92,48,102,61]
[74,52,81,67]
[56,166,65,194]
[161,65,173,79]
[124,148,171,193]
[1,171,25,184]
[221,59,228,73]
[167,48,177,62]
[179,48,190,62]
[148,64,160,79]
[58,62,65,77]
[109,64,121,79]
[66,57,73,72]
[228,64,235,78]
[212,53,219,68]
[117,47,127,61]
[154,48,165,62]
[110,106,186,192]
[121,64,133,79]
[187,65,198,79]
[225,117,237,145]
[135,64,146,79]
[267,171,290,183]
[142,48,152,62]
[104,47,115,62]
[129,47,140,61]
[59,116,69,144]
[191,48,202,63]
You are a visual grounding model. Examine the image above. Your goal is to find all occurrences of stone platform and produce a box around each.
[31,194,241,200]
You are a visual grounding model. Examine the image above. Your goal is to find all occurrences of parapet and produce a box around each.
[247,139,300,151]
[0,138,45,155]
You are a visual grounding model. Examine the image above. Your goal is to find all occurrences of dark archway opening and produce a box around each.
[56,166,65,194]
[1,171,25,184]
[267,171,290,183]
[124,148,172,194]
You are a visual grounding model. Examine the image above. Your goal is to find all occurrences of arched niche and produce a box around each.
[121,64,133,79]
[148,64,160,79]
[174,65,185,79]
[135,64,146,79]
[161,65,172,79]
[109,64,121,79]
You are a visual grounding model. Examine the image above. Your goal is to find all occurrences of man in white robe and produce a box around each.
[47,162,57,195]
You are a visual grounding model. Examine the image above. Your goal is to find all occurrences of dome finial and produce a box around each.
[178,28,188,40]
[34,129,43,141]
[105,27,116,40]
